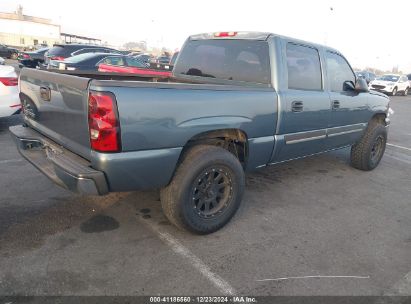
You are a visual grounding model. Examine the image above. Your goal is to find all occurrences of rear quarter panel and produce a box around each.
[90,81,278,170]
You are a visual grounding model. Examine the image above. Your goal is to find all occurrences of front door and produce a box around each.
[325,51,368,149]
[271,42,330,162]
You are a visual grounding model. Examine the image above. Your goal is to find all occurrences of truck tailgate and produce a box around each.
[19,68,92,160]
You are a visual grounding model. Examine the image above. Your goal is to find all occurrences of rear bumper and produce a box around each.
[9,125,109,195]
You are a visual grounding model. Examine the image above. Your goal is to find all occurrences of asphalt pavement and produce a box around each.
[0,95,410,296]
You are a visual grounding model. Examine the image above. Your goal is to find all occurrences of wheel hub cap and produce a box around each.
[192,167,233,218]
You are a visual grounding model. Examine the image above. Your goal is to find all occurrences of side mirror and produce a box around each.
[354,78,369,93]
[343,80,355,91]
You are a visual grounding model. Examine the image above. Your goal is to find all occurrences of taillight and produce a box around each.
[23,54,31,59]
[214,32,237,37]
[50,56,65,61]
[88,91,121,152]
[0,77,18,86]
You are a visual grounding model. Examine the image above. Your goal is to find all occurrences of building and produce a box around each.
[0,6,60,48]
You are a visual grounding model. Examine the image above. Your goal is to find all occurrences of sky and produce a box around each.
[1,0,410,72]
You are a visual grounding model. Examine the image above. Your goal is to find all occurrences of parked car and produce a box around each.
[369,74,410,96]
[0,65,20,118]
[355,71,376,84]
[98,55,172,77]
[11,31,389,234]
[0,44,19,60]
[18,47,49,68]
[156,55,171,64]
[23,44,48,51]
[44,44,120,66]
[49,53,132,71]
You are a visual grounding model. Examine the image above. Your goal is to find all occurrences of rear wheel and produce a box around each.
[350,120,387,171]
[160,145,245,234]
[10,53,18,60]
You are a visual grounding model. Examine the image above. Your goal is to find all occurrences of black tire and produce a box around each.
[160,145,245,234]
[403,87,409,96]
[10,53,18,60]
[350,120,387,171]
[391,87,397,96]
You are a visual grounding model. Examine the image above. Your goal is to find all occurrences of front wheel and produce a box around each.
[160,145,245,234]
[391,87,397,96]
[350,121,387,171]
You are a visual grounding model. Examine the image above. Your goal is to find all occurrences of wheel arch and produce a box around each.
[178,128,249,169]
[369,112,388,127]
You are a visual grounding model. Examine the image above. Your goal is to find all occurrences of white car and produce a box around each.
[0,65,20,118]
[369,74,410,96]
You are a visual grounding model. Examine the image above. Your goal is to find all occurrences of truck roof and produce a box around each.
[189,31,340,53]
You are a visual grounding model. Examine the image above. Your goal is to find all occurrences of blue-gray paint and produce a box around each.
[15,32,390,192]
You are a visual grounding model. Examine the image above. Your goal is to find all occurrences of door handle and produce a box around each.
[332,100,340,109]
[291,101,303,112]
[40,86,51,102]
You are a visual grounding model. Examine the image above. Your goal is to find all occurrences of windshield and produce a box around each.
[64,53,99,63]
[378,75,399,82]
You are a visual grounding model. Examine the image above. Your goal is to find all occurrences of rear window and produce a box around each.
[65,53,100,63]
[174,40,271,84]
[47,45,66,56]
[35,47,49,54]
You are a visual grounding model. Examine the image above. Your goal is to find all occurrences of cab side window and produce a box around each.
[101,56,125,66]
[326,52,355,92]
[286,43,322,91]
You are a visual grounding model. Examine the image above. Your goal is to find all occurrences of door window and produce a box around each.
[125,57,147,68]
[286,43,322,91]
[326,52,355,92]
[100,56,125,66]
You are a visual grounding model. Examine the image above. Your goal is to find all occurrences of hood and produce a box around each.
[371,79,397,85]
[369,89,389,99]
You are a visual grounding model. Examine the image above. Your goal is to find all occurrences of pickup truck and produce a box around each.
[10,31,390,234]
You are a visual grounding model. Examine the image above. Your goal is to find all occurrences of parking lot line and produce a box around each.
[141,220,236,295]
[256,275,370,282]
[387,143,411,152]
[0,158,22,164]
[385,154,411,165]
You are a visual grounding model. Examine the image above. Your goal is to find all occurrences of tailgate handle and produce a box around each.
[40,87,51,102]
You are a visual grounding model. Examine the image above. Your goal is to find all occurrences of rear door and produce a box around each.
[19,68,92,159]
[272,41,330,162]
[324,51,368,149]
